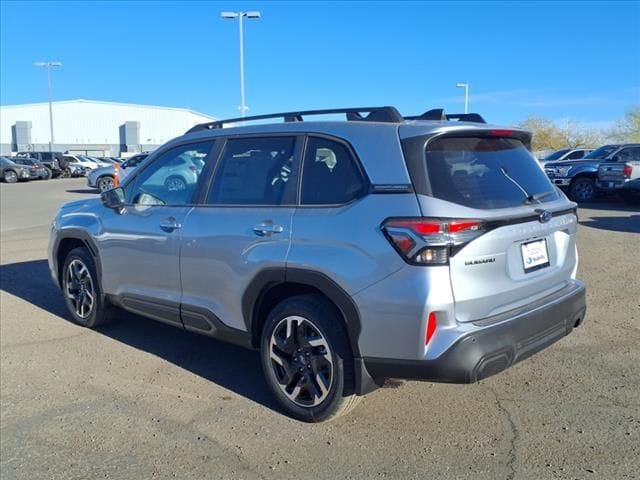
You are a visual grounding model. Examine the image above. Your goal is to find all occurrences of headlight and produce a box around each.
[558,166,572,176]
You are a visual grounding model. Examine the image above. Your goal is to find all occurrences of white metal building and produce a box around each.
[0,99,216,157]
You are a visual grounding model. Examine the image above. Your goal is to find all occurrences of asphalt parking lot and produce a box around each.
[1,177,639,480]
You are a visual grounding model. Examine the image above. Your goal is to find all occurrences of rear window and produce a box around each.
[426,136,559,209]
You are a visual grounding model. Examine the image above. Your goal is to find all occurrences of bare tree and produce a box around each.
[608,106,640,143]
[516,115,604,152]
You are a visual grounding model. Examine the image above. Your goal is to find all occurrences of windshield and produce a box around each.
[425,136,560,209]
[542,149,571,161]
[584,145,617,159]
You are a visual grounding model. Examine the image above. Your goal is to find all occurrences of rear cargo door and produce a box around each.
[419,134,579,322]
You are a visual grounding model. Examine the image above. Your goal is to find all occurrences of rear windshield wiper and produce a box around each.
[527,190,556,203]
[499,166,550,204]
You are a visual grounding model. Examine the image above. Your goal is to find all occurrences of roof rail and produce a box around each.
[186,106,404,134]
[405,109,486,124]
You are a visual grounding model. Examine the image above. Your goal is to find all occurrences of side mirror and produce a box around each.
[101,187,125,211]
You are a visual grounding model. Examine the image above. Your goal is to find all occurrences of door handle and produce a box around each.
[253,222,284,236]
[160,217,182,232]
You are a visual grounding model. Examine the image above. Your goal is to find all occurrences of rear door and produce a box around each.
[178,135,301,333]
[416,133,579,322]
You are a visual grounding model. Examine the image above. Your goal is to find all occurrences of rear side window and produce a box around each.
[207,136,297,206]
[426,136,559,209]
[301,137,366,205]
[566,150,585,160]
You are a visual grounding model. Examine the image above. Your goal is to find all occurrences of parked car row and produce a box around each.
[1,151,135,184]
[542,143,640,203]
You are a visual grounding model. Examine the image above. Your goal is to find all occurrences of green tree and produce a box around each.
[608,106,640,142]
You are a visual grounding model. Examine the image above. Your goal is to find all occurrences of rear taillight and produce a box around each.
[382,218,485,265]
[622,163,633,178]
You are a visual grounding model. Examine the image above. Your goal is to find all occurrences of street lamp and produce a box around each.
[456,83,469,114]
[34,61,62,152]
[221,11,261,117]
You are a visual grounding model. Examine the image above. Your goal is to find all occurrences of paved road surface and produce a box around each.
[1,178,639,479]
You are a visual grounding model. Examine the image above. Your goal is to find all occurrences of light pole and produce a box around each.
[456,83,469,114]
[34,61,62,152]
[221,11,261,117]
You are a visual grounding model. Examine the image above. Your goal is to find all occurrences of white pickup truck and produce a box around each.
[597,144,640,204]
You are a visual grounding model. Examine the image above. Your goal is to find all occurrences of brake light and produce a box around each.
[426,312,437,345]
[622,163,633,178]
[489,129,514,136]
[382,218,485,265]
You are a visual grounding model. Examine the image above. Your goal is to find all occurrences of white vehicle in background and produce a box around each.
[62,155,109,175]
[87,152,151,192]
[539,148,593,166]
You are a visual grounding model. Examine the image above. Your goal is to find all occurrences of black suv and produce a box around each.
[15,151,64,179]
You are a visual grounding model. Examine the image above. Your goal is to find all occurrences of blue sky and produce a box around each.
[1,0,639,127]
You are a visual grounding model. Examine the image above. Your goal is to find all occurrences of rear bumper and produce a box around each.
[596,180,628,191]
[363,280,586,384]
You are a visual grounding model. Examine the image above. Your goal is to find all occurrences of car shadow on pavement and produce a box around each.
[0,259,279,413]
[578,200,639,212]
[579,214,640,234]
[66,189,98,195]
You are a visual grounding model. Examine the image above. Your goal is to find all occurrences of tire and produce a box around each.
[164,176,187,191]
[3,170,18,183]
[97,176,115,192]
[61,247,111,328]
[569,177,597,202]
[260,294,361,422]
[43,167,52,180]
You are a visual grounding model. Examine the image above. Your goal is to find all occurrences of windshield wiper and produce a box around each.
[498,166,550,204]
[528,190,556,203]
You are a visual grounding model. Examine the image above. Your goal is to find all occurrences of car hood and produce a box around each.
[59,197,101,212]
[545,159,603,168]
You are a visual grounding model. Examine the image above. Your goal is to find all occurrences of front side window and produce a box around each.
[301,137,366,205]
[207,136,297,206]
[426,136,560,209]
[124,154,148,169]
[128,142,215,206]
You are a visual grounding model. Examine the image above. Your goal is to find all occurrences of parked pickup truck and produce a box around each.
[544,143,640,202]
[597,156,640,205]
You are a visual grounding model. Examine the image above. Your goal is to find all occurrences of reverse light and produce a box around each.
[382,218,485,265]
[426,312,437,345]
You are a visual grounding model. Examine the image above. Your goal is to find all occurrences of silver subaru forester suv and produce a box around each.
[49,107,587,422]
